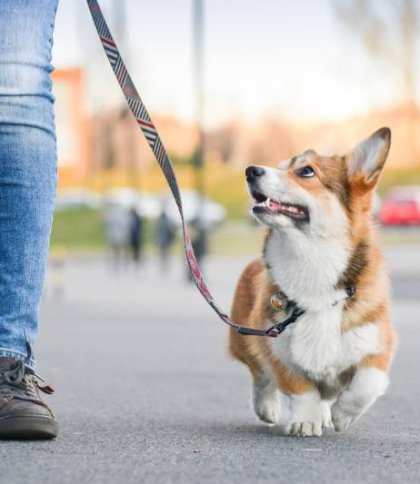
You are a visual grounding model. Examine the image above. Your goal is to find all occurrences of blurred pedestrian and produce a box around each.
[192,226,208,265]
[187,220,208,282]
[129,207,144,265]
[0,0,59,439]
[156,209,176,271]
[104,204,130,271]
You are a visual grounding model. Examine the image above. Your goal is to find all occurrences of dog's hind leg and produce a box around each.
[252,366,280,424]
[229,259,281,423]
[229,330,279,424]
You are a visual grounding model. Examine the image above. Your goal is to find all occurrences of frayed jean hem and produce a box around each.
[0,347,36,370]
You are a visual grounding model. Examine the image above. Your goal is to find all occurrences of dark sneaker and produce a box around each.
[0,357,58,439]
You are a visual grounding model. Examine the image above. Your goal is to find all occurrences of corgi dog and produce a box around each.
[229,127,396,436]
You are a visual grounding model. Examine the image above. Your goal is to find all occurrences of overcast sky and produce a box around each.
[52,0,419,127]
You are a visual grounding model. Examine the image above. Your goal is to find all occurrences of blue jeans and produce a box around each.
[0,0,59,369]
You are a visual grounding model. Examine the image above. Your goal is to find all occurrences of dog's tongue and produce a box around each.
[269,199,283,211]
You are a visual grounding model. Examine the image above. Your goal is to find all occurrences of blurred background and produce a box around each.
[47,0,420,277]
[27,2,420,478]
[9,0,420,484]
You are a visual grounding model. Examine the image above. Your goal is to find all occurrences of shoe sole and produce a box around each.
[0,415,58,440]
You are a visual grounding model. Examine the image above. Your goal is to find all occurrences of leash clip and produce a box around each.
[266,307,306,337]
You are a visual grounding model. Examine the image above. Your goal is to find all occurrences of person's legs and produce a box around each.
[0,0,59,439]
[0,0,58,369]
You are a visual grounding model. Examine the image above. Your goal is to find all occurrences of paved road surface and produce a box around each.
[1,246,420,483]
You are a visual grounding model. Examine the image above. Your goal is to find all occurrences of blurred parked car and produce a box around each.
[379,186,420,226]
[163,190,226,230]
[372,192,382,219]
[103,188,161,219]
[55,189,102,211]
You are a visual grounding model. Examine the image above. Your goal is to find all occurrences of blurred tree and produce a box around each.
[332,0,419,111]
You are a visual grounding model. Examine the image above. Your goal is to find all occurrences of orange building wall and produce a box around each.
[52,68,90,185]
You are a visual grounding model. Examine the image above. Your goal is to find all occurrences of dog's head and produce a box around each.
[246,127,391,237]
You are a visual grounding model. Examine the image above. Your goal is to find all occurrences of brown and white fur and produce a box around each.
[229,127,396,436]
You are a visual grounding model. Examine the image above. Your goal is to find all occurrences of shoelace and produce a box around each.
[0,361,54,401]
[0,361,38,400]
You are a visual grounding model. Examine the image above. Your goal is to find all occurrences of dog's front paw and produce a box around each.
[331,403,356,432]
[283,391,323,437]
[285,421,322,437]
[331,367,390,432]
[320,400,333,429]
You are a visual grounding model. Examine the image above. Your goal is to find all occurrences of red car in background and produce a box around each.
[379,186,420,226]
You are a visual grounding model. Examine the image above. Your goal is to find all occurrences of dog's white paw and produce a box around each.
[282,391,323,437]
[252,384,279,424]
[285,421,322,437]
[320,400,333,429]
[331,404,356,432]
[331,368,390,433]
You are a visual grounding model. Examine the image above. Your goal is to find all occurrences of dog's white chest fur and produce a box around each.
[271,310,380,384]
[265,230,379,385]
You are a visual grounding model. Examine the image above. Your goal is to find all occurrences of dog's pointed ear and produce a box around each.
[347,127,391,187]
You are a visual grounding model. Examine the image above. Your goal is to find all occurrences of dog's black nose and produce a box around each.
[246,166,265,180]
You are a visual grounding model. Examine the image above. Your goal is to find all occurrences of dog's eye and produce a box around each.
[296,166,315,178]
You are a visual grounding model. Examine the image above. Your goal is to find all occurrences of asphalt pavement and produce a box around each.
[0,246,419,484]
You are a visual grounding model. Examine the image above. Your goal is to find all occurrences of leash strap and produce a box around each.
[87,0,292,338]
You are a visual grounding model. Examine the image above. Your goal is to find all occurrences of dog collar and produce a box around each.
[270,285,356,312]
[266,285,355,337]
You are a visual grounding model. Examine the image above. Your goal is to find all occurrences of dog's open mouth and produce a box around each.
[251,190,309,221]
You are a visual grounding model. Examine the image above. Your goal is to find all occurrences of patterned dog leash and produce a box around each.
[86,0,302,338]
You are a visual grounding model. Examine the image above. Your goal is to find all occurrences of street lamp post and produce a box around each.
[113,0,139,188]
[191,0,208,268]
[193,0,204,181]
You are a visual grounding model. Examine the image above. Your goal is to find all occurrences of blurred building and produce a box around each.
[52,69,90,185]
[90,110,198,173]
[52,68,419,193]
